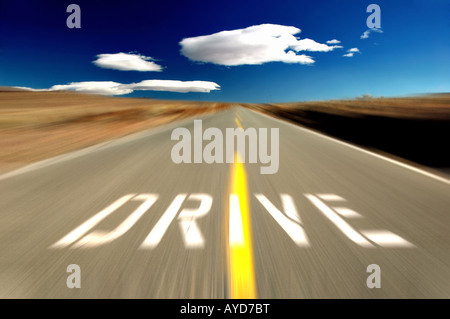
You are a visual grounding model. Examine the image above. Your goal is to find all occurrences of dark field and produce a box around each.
[246,94,450,170]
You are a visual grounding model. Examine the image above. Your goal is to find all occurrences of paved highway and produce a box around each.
[0,107,449,298]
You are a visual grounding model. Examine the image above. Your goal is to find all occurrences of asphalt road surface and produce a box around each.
[0,107,449,298]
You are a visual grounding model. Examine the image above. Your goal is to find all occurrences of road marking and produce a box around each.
[139,193,212,249]
[229,195,245,244]
[305,194,374,248]
[245,108,450,186]
[228,153,257,299]
[235,118,243,128]
[178,194,213,248]
[50,194,136,248]
[361,231,414,247]
[306,193,414,248]
[317,194,346,201]
[255,194,309,246]
[236,113,243,121]
[279,194,301,223]
[140,194,188,249]
[333,207,362,218]
[73,194,158,248]
[51,190,414,250]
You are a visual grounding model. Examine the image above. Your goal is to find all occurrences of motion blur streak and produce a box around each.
[228,153,257,299]
[0,107,449,298]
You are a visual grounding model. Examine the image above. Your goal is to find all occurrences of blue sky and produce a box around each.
[0,0,448,102]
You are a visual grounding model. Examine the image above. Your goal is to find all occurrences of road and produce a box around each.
[0,107,449,298]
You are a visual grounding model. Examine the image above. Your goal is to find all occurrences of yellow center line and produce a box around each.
[235,117,243,128]
[236,112,243,121]
[227,152,257,299]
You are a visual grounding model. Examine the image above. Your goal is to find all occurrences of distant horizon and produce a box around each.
[3,85,449,105]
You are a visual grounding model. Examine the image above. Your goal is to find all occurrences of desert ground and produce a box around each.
[0,88,229,174]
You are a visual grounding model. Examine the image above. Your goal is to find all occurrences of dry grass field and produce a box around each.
[0,88,229,174]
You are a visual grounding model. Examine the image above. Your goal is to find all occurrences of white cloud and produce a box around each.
[343,48,360,57]
[50,81,133,95]
[360,30,370,39]
[14,84,127,95]
[16,80,220,96]
[290,38,343,52]
[326,39,341,44]
[180,24,342,66]
[92,52,163,72]
[360,28,383,39]
[123,80,220,93]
